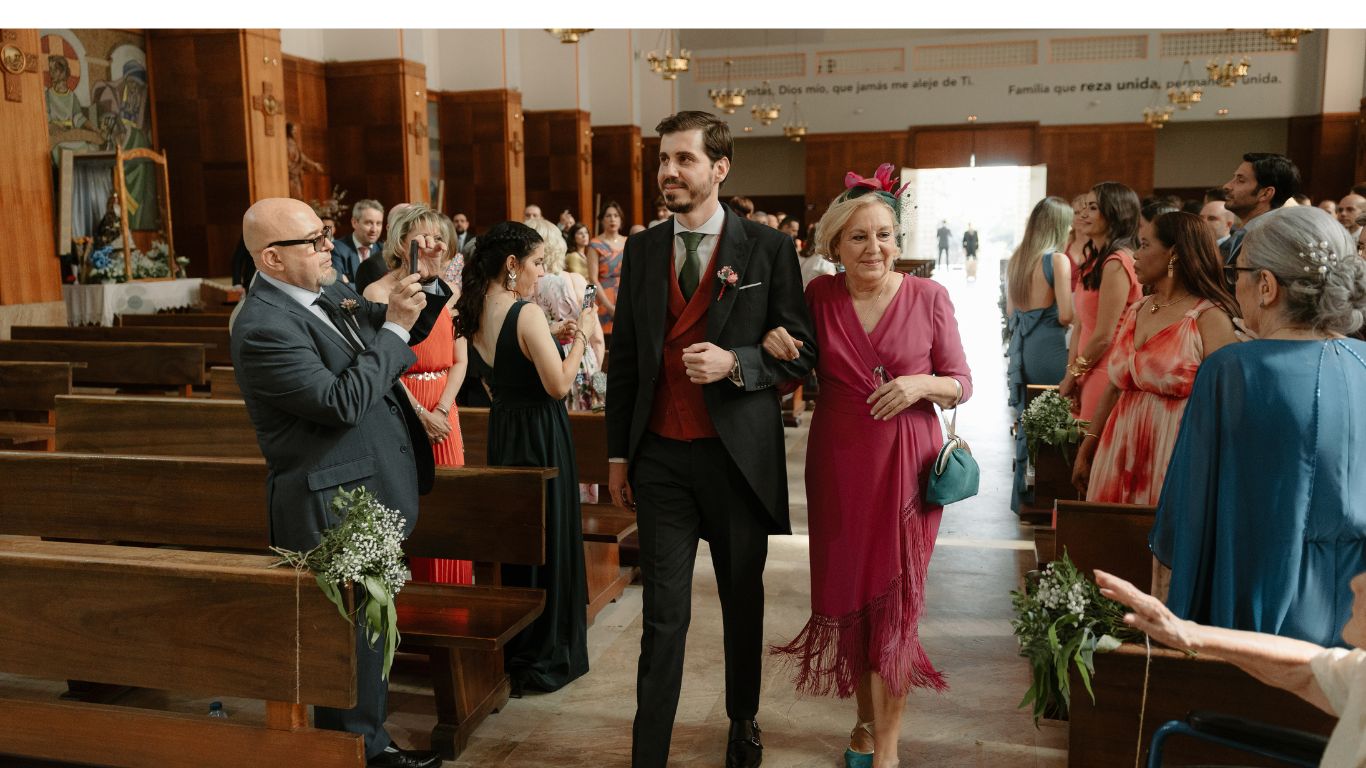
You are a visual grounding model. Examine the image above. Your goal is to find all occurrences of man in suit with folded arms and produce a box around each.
[231,197,448,768]
[330,198,385,284]
[607,110,817,768]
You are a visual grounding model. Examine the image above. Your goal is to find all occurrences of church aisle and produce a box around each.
[382,262,1066,766]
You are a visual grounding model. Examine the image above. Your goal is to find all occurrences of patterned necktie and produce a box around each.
[678,231,706,300]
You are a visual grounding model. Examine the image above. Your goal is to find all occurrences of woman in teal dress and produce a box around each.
[1151,206,1366,647]
[455,221,595,692]
[1005,197,1074,513]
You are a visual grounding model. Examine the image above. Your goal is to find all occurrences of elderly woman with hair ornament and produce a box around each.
[1151,205,1366,647]
[764,164,972,768]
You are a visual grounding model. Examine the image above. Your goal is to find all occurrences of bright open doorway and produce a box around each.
[898,165,1046,285]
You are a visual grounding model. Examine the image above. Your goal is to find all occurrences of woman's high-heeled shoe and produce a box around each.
[843,721,875,768]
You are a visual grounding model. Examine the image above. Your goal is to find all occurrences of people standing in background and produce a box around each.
[961,224,979,267]
[330,199,384,286]
[564,223,592,280]
[1220,152,1301,268]
[936,220,952,269]
[588,201,627,336]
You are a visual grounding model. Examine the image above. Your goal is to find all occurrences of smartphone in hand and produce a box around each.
[408,239,420,276]
[581,284,598,311]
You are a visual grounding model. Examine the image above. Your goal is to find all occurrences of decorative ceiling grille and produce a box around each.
[1049,35,1149,64]
[813,48,906,76]
[1160,30,1298,57]
[913,40,1038,71]
[692,53,806,83]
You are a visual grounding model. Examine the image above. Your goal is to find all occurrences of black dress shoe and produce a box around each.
[367,746,442,768]
[727,719,763,768]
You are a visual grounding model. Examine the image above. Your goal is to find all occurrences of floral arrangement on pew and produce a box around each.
[1010,552,1141,723]
[1020,390,1089,465]
[271,486,411,680]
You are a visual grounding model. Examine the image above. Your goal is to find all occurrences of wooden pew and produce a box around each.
[1019,384,1078,535]
[0,361,78,450]
[0,539,364,768]
[12,324,232,366]
[1067,643,1335,767]
[0,340,206,394]
[118,311,231,327]
[0,449,551,761]
[210,366,241,399]
[55,394,261,457]
[1054,500,1155,588]
[459,406,636,623]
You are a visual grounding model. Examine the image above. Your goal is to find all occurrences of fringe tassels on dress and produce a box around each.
[772,494,946,699]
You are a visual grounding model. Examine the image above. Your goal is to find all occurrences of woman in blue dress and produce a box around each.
[1005,196,1075,513]
[1151,205,1366,647]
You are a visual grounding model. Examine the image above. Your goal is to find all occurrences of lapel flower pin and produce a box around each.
[716,266,739,301]
[339,298,359,315]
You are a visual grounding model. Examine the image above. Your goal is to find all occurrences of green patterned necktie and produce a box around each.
[678,231,706,300]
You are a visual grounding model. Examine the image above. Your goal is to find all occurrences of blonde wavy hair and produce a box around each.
[814,193,899,264]
[525,217,567,274]
[381,204,446,271]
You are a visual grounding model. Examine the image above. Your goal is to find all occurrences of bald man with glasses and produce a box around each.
[229,197,451,768]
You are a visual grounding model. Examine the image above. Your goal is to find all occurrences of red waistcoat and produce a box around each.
[647,233,724,440]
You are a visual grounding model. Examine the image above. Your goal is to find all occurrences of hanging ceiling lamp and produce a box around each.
[708,60,747,114]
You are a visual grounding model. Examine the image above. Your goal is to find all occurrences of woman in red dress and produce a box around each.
[1073,211,1240,506]
[1061,182,1143,421]
[363,204,471,585]
[767,165,972,768]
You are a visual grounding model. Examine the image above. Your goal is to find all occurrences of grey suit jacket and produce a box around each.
[230,277,447,551]
[605,204,817,533]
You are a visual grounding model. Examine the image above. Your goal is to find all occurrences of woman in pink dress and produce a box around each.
[766,165,972,768]
[1072,211,1239,504]
[587,201,626,336]
[1060,181,1142,421]
[362,204,472,585]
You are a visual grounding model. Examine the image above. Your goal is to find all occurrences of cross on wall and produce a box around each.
[1,30,39,103]
[251,81,282,136]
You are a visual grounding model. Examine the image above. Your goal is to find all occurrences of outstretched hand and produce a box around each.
[1094,569,1194,651]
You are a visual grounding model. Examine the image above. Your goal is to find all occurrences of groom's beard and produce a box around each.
[661,176,713,214]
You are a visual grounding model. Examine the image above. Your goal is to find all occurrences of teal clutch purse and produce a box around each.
[926,406,979,506]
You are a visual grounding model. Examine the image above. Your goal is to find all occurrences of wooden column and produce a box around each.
[438,89,524,231]
[1037,124,1156,200]
[1357,98,1366,190]
[0,28,61,310]
[283,54,331,204]
[592,125,643,227]
[324,59,427,214]
[147,29,288,279]
[525,109,592,226]
[642,135,662,219]
[1286,113,1359,205]
[803,131,909,222]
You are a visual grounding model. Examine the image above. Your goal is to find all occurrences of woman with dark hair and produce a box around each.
[564,223,591,280]
[1060,181,1143,421]
[456,220,594,692]
[1072,211,1240,505]
[587,201,626,335]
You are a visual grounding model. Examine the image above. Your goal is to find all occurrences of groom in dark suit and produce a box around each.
[230,197,446,768]
[607,111,817,768]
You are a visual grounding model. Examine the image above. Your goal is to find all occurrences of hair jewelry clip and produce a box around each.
[1298,239,1338,278]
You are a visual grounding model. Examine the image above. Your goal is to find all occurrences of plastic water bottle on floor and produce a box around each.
[208,701,228,719]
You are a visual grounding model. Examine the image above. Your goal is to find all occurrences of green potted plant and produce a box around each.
[1020,390,1089,507]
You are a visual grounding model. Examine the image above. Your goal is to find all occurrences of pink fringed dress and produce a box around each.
[774,274,972,698]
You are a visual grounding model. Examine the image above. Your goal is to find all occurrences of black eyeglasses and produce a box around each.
[268,226,333,253]
[1222,264,1258,283]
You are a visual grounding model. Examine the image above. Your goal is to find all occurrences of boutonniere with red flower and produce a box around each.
[716,266,739,301]
[339,298,359,316]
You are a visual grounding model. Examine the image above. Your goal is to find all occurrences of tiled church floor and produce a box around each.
[5,258,1065,767]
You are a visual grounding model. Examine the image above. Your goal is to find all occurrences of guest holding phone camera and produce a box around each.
[527,217,605,410]
[363,204,472,585]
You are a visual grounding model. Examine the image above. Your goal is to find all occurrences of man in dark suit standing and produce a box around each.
[330,198,385,284]
[607,111,817,768]
[231,197,447,768]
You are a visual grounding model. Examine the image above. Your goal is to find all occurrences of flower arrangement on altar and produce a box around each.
[1010,552,1140,722]
[83,240,188,283]
[271,486,411,680]
[1020,390,1089,465]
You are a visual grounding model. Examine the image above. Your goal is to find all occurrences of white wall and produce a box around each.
[1153,119,1289,189]
[315,29,401,62]
[430,30,506,91]
[279,29,325,61]
[725,137,806,196]
[518,29,578,111]
[583,30,633,125]
[1322,29,1366,112]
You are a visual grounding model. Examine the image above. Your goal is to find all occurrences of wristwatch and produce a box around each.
[727,351,744,387]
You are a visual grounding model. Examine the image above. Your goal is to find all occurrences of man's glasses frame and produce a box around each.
[268,226,333,253]
[1222,264,1259,283]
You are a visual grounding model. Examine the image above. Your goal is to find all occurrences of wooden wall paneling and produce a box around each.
[148,30,255,279]
[641,135,661,223]
[524,109,592,227]
[1036,124,1156,200]
[1287,113,1358,204]
[240,30,289,203]
[399,61,429,206]
[436,89,524,232]
[907,122,1038,169]
[802,131,909,223]
[591,125,642,226]
[0,29,61,305]
[282,55,331,205]
[1357,99,1366,190]
[324,60,407,215]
